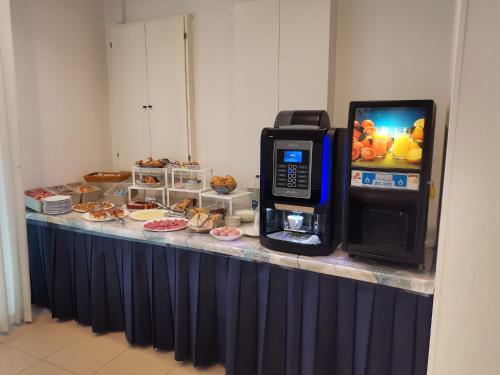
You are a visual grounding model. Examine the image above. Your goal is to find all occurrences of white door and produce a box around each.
[145,16,189,162]
[110,23,150,170]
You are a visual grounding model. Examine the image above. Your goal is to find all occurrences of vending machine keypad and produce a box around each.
[273,140,312,199]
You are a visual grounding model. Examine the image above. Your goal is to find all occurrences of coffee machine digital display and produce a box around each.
[344,100,436,265]
[260,110,346,256]
[273,140,312,198]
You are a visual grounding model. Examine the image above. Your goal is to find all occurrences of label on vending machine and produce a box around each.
[351,170,420,191]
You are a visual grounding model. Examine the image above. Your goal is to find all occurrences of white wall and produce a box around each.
[230,0,279,187]
[333,0,456,235]
[11,0,111,189]
[279,0,332,110]
[428,1,500,373]
[104,0,333,187]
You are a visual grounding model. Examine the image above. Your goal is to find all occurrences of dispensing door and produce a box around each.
[348,170,421,255]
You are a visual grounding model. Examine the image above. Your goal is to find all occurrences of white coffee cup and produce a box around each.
[287,214,304,231]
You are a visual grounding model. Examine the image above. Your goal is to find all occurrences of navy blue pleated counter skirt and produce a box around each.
[27,222,432,375]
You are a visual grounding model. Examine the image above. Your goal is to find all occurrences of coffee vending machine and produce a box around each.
[259,110,346,256]
[344,100,436,265]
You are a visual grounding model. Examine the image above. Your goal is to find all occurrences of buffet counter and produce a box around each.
[26,210,434,375]
[26,211,434,295]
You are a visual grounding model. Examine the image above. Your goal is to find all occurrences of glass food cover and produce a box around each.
[351,106,427,170]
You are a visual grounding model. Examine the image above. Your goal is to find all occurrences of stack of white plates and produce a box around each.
[43,195,73,215]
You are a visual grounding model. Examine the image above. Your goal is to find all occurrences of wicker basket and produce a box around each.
[84,171,131,183]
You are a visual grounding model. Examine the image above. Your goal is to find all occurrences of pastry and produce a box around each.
[210,175,237,193]
[136,157,167,168]
[142,175,159,184]
[73,201,113,213]
[88,207,125,220]
[172,198,195,212]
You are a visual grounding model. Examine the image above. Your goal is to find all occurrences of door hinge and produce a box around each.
[184,32,187,40]
[109,42,113,48]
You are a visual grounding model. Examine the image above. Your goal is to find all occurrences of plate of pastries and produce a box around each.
[83,207,129,222]
[135,157,168,168]
[73,201,114,213]
[137,175,163,187]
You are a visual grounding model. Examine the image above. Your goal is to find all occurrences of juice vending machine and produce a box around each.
[344,100,436,265]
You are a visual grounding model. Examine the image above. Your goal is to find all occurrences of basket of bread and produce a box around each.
[210,175,237,194]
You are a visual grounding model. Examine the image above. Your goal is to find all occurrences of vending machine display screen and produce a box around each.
[351,106,427,170]
[283,150,303,163]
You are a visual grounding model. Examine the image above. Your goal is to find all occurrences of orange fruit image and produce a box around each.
[352,148,360,161]
[353,141,364,152]
[363,126,376,136]
[361,119,374,129]
[386,137,394,151]
[411,126,424,141]
[361,137,372,148]
[405,148,422,163]
[353,129,362,140]
[354,120,360,129]
[361,147,376,161]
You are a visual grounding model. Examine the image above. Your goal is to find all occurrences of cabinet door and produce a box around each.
[110,23,150,171]
[145,16,189,161]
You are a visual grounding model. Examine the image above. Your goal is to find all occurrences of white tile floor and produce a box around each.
[0,308,225,375]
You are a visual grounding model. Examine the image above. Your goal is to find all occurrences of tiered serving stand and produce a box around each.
[128,166,170,205]
[166,168,212,208]
[200,190,252,215]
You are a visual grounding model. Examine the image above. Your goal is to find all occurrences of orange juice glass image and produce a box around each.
[392,128,410,159]
[372,133,388,157]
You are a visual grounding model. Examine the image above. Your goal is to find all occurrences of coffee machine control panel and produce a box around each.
[273,140,313,199]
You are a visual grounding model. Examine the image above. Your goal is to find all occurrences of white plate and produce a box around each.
[129,209,168,221]
[143,218,188,232]
[210,228,243,241]
[242,226,259,237]
[136,180,164,188]
[43,195,72,203]
[82,210,129,222]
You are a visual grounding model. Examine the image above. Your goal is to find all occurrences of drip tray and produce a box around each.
[266,231,321,245]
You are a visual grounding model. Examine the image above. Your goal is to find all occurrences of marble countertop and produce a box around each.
[26,211,435,295]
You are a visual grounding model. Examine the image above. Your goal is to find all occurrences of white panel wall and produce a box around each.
[11,0,111,189]
[333,0,456,235]
[279,0,333,110]
[231,0,279,187]
[429,1,500,374]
